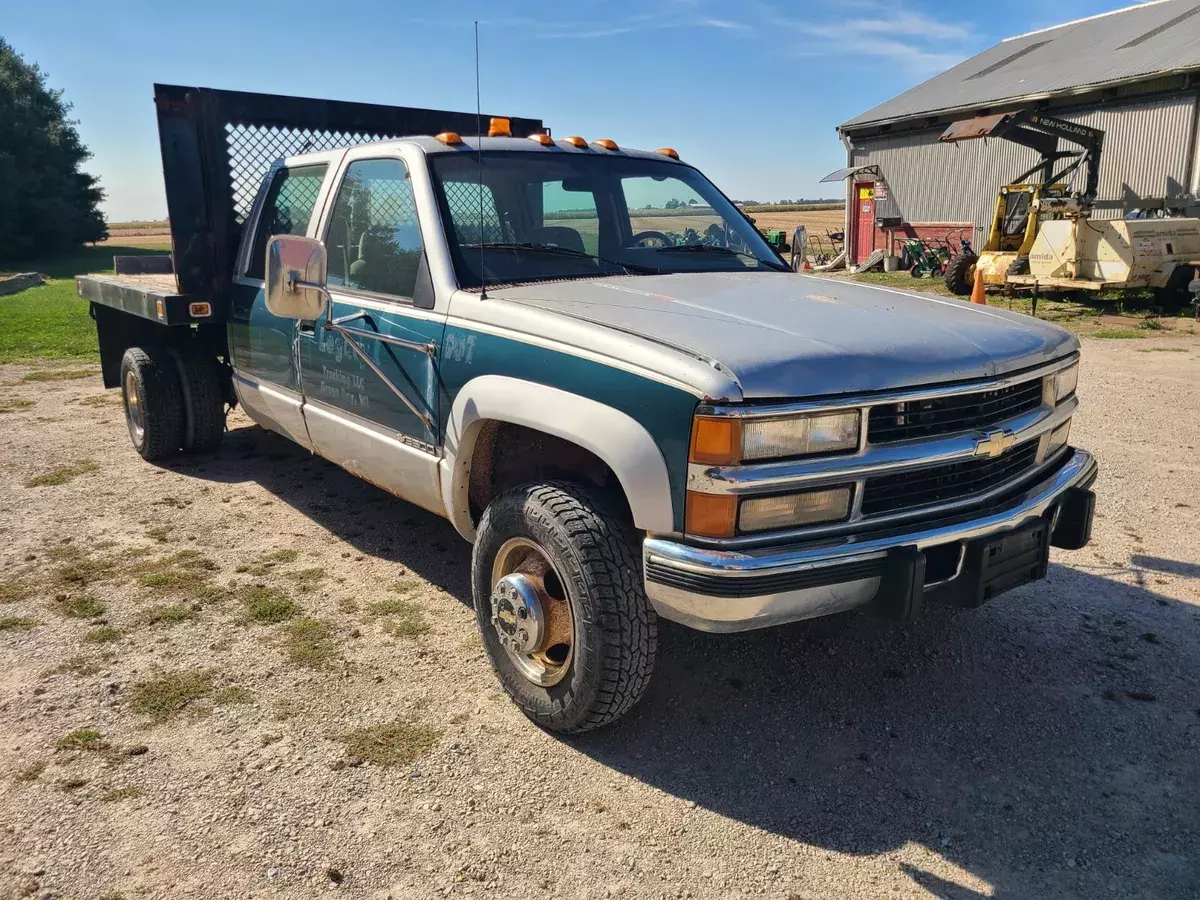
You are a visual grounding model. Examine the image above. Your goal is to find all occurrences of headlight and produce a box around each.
[691,411,860,465]
[1052,363,1078,403]
[743,412,860,460]
[738,485,853,533]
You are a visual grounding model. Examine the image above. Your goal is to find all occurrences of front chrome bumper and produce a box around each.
[643,448,1097,633]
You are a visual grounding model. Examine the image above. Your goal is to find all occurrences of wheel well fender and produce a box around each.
[441,375,674,541]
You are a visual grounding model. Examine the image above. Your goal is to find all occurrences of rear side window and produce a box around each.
[325,158,424,299]
[246,164,328,279]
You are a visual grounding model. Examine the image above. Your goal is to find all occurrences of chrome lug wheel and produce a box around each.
[489,537,574,687]
[124,368,145,447]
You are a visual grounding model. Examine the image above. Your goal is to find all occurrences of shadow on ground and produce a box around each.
[178,423,1200,899]
[170,424,473,599]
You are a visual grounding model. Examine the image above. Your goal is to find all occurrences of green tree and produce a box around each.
[0,38,106,262]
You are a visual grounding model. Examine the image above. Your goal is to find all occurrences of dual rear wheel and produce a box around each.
[120,346,226,461]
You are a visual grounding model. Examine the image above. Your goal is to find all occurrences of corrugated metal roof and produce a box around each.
[841,0,1200,131]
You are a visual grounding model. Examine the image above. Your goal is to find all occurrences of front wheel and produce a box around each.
[472,482,657,733]
[944,250,978,295]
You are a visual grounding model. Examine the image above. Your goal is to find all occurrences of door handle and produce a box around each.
[298,322,315,335]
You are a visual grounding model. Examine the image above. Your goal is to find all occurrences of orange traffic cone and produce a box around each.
[970,267,987,305]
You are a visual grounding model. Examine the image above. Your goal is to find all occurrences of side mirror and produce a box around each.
[265,235,329,320]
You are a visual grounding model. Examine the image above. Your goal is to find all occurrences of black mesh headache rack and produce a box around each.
[77,83,544,325]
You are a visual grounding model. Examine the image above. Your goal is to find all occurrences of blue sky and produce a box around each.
[4,0,1142,221]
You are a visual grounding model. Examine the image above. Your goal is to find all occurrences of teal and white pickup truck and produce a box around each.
[78,86,1097,732]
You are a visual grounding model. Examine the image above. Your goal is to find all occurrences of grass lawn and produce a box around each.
[0,244,170,364]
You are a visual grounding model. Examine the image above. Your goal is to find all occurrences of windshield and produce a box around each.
[428,151,786,288]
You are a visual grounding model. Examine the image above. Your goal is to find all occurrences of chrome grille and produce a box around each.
[868,378,1044,444]
[861,441,1040,517]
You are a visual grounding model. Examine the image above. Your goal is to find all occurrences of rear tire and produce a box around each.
[944,251,978,295]
[172,350,226,452]
[120,347,185,462]
[472,481,657,733]
[1154,265,1196,314]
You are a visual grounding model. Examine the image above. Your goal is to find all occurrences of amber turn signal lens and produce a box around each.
[690,416,742,466]
[488,117,512,137]
[685,491,737,539]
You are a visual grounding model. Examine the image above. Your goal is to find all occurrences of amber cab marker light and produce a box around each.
[655,147,680,160]
[435,132,464,145]
[488,117,512,137]
[563,136,588,148]
[689,416,742,466]
[685,491,738,539]
[593,138,619,151]
[188,301,212,318]
[528,133,554,146]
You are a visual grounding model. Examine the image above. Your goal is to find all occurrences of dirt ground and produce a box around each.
[1,335,1199,900]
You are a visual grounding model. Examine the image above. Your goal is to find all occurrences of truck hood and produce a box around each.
[490,272,1077,399]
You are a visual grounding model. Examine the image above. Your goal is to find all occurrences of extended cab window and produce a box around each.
[247,164,328,279]
[326,158,424,299]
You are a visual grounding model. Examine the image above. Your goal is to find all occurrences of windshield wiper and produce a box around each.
[471,242,662,275]
[655,244,789,271]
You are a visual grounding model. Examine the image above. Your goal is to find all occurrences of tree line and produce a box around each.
[0,37,106,263]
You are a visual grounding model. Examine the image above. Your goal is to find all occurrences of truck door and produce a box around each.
[230,161,337,450]
[297,154,446,514]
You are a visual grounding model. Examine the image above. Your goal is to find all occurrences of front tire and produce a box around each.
[120,346,185,462]
[944,250,978,295]
[472,482,657,733]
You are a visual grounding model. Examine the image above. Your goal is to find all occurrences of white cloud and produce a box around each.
[752,0,975,74]
[700,18,753,30]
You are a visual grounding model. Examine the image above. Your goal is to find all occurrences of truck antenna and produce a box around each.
[475,21,488,300]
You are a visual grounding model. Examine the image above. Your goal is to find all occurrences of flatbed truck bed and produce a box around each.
[77,272,218,327]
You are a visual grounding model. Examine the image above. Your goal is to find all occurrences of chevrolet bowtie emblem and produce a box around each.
[974,429,1015,459]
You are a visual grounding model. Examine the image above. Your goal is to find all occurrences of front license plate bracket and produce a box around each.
[929,518,1051,608]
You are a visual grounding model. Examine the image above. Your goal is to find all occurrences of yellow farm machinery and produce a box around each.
[939,110,1200,312]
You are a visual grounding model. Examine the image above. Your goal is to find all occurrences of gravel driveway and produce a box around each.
[1,336,1198,900]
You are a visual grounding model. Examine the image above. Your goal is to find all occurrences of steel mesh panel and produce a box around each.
[363,175,419,225]
[326,161,423,296]
[270,167,325,236]
[225,123,397,223]
[442,180,503,243]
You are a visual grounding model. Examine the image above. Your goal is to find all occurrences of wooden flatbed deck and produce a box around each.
[75,273,226,326]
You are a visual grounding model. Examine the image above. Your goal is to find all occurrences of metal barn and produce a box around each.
[835,0,1200,266]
